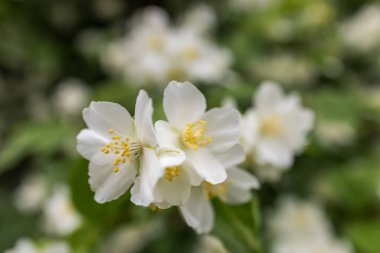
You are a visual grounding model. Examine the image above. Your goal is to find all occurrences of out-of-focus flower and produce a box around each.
[5,238,37,253]
[102,7,231,86]
[77,91,159,205]
[269,197,353,253]
[272,238,352,253]
[14,173,48,213]
[242,81,314,172]
[5,238,71,253]
[341,4,380,53]
[101,219,163,253]
[179,166,259,234]
[52,78,90,118]
[181,4,216,34]
[43,185,82,236]
[252,55,315,87]
[269,197,332,242]
[42,241,71,253]
[196,235,230,253]
[315,120,356,147]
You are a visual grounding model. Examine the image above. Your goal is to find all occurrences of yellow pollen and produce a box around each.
[260,116,282,136]
[101,129,142,173]
[165,166,181,181]
[181,46,199,61]
[203,182,227,200]
[182,120,212,151]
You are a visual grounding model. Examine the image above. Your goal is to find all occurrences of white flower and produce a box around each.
[134,81,244,209]
[43,185,82,236]
[102,7,231,86]
[196,235,229,253]
[76,90,161,205]
[272,238,353,253]
[315,120,356,147]
[269,197,332,242]
[242,81,314,170]
[341,4,380,53]
[42,241,71,253]
[5,238,37,253]
[5,239,71,253]
[14,173,48,213]
[53,78,90,118]
[179,166,259,234]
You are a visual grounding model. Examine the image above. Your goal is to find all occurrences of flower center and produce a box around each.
[101,128,142,173]
[164,166,181,181]
[181,46,199,61]
[182,120,212,151]
[260,116,282,136]
[203,182,227,200]
[147,35,164,51]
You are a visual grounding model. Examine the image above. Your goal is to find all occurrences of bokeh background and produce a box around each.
[0,0,380,252]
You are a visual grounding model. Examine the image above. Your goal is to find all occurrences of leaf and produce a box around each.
[346,220,380,253]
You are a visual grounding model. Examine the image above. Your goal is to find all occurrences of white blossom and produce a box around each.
[242,81,314,172]
[53,78,90,118]
[77,90,161,205]
[196,235,230,253]
[341,4,380,53]
[14,173,48,213]
[5,238,37,253]
[102,7,231,86]
[5,238,71,253]
[43,185,82,236]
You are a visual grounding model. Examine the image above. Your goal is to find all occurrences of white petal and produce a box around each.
[135,90,157,146]
[83,102,135,138]
[158,148,186,168]
[89,152,136,203]
[214,144,245,168]
[227,167,260,190]
[163,81,206,129]
[186,148,227,184]
[202,108,241,153]
[154,170,191,206]
[255,81,284,112]
[256,139,294,169]
[224,184,252,205]
[155,120,181,148]
[241,109,260,150]
[130,148,162,206]
[179,187,214,234]
[76,129,108,160]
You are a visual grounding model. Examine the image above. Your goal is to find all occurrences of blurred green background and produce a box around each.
[0,0,380,252]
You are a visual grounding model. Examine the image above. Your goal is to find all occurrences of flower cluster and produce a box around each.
[102,6,231,86]
[269,197,353,253]
[77,81,258,233]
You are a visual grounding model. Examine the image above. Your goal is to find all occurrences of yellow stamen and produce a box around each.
[203,182,227,200]
[113,167,119,173]
[260,116,282,136]
[165,166,181,181]
[182,120,212,151]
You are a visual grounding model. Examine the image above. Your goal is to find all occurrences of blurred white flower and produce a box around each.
[14,173,48,213]
[269,197,332,242]
[269,197,353,253]
[252,55,315,87]
[43,185,82,236]
[341,4,380,53]
[242,81,314,171]
[179,166,259,234]
[5,238,70,253]
[5,238,37,253]
[41,241,70,253]
[196,235,229,253]
[181,4,216,34]
[53,78,90,118]
[102,6,231,86]
[315,120,356,147]
[272,238,352,253]
[77,91,160,205]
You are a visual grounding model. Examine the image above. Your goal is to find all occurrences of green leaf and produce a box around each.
[346,220,380,253]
